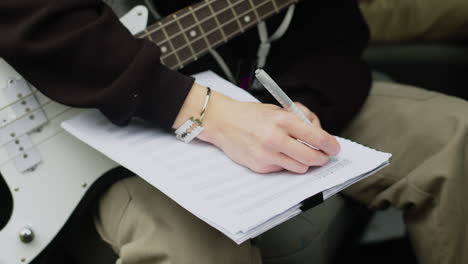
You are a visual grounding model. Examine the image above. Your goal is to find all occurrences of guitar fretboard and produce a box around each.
[136,0,298,70]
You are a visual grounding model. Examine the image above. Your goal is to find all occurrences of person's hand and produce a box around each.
[295,102,322,128]
[173,83,340,174]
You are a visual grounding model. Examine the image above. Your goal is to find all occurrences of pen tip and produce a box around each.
[255,69,261,75]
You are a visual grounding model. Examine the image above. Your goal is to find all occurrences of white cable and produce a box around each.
[144,2,235,83]
[256,5,296,69]
[251,5,296,90]
[205,5,296,87]
[270,5,296,42]
[256,21,271,71]
[209,49,236,83]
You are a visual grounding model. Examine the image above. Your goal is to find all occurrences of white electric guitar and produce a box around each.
[0,1,298,263]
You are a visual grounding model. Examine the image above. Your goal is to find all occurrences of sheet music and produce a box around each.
[62,71,391,243]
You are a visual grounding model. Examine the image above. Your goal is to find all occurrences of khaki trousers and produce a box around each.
[94,82,468,264]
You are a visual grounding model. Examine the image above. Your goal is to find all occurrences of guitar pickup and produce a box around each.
[0,78,46,172]
[4,134,41,172]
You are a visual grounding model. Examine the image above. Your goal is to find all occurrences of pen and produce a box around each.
[255,69,312,125]
[255,69,319,150]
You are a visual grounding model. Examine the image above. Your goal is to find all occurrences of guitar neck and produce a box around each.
[136,0,299,70]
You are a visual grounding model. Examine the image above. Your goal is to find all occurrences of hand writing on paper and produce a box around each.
[294,102,322,128]
[176,84,340,174]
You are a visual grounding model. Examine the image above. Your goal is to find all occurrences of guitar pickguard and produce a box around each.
[0,6,148,264]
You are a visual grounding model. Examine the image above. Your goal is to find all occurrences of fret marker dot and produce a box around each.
[161,46,168,53]
[243,16,251,23]
[190,30,197,38]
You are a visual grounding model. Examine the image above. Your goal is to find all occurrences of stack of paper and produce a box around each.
[62,71,391,244]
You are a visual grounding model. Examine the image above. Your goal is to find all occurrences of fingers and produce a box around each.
[295,102,321,127]
[253,141,329,174]
[261,134,330,173]
[279,137,330,166]
[252,164,284,174]
[280,113,340,156]
[269,152,309,174]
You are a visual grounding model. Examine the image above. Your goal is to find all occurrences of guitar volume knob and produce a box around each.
[19,227,35,243]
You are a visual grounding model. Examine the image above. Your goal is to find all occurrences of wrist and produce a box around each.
[195,90,232,144]
[172,83,207,129]
[172,83,233,144]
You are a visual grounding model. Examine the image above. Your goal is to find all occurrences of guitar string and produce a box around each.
[144,1,253,46]
[0,104,74,168]
[0,4,228,115]
[0,87,41,113]
[228,0,247,33]
[158,4,263,60]
[140,0,292,40]
[139,0,215,38]
[0,0,292,114]
[0,2,261,113]
[0,122,68,168]
[1,99,59,134]
[155,1,293,69]
[141,0,280,47]
[0,11,272,131]
[0,21,259,137]
[0,2,274,115]
[0,90,51,127]
[159,3,288,68]
[0,0,295,112]
[0,0,295,166]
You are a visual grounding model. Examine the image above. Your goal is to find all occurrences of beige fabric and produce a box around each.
[341,82,468,264]
[359,0,468,42]
[94,82,468,264]
[94,175,262,264]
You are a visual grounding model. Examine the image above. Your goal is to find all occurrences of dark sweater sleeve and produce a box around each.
[0,0,194,131]
[254,0,372,134]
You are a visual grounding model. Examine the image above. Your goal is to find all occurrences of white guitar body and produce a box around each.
[0,6,148,264]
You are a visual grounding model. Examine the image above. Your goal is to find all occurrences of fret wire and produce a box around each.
[159,22,184,69]
[172,0,295,67]
[140,0,213,38]
[140,0,294,40]
[0,1,298,165]
[256,1,295,21]
[158,1,271,56]
[151,3,238,46]
[143,0,241,45]
[172,16,267,70]
[144,29,153,41]
[175,14,197,60]
[255,0,276,18]
[190,6,212,50]
[159,0,297,68]
[228,0,245,32]
[206,0,228,43]
[247,0,261,22]
[161,11,248,60]
[271,0,280,13]
[160,3,270,61]
[145,0,274,48]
